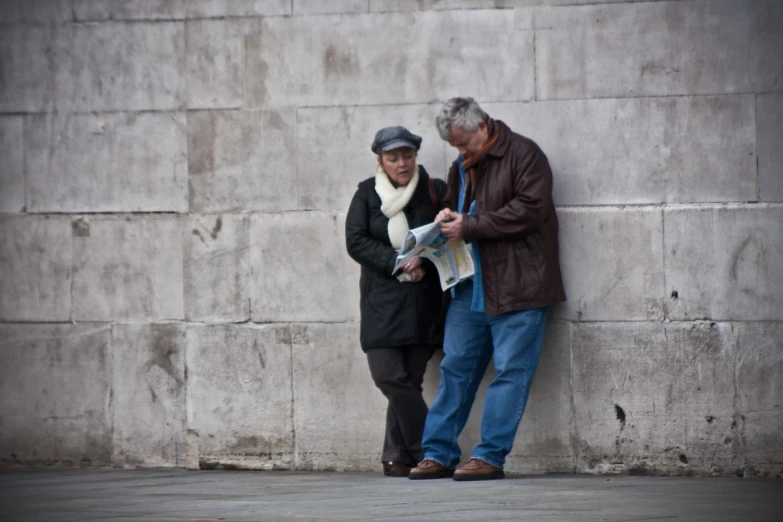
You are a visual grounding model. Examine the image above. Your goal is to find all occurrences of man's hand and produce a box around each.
[439,210,464,241]
[402,257,422,273]
[434,208,451,223]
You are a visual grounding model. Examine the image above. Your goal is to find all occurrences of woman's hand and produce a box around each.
[408,267,425,283]
[402,257,422,273]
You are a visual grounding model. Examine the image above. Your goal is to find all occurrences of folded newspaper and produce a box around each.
[393,222,475,290]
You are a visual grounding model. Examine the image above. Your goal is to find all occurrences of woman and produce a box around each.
[345,126,447,477]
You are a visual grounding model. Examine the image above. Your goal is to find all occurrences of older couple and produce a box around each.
[345,98,566,480]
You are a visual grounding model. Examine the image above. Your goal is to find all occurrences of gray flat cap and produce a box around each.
[371,126,422,154]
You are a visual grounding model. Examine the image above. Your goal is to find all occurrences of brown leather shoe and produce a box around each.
[452,458,505,481]
[382,461,412,477]
[408,459,455,480]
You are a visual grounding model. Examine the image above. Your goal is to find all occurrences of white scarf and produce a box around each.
[375,164,420,283]
[375,164,419,249]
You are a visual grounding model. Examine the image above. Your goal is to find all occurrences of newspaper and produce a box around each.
[393,222,475,290]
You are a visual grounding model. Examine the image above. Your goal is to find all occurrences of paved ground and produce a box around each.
[0,469,780,521]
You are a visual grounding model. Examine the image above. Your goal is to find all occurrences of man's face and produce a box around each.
[447,121,489,157]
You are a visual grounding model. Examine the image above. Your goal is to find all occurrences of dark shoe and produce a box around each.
[408,459,455,480]
[452,458,505,481]
[382,461,412,477]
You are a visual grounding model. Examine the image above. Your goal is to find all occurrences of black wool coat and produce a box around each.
[345,166,447,352]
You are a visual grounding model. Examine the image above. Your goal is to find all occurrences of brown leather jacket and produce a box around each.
[446,120,566,316]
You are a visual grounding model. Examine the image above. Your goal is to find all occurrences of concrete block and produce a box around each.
[111,324,186,467]
[297,104,447,210]
[24,113,187,213]
[71,216,184,321]
[74,0,291,20]
[556,208,664,321]
[250,212,360,322]
[370,0,496,11]
[0,216,72,322]
[184,214,250,322]
[245,10,533,107]
[186,20,251,109]
[485,96,756,205]
[535,0,783,99]
[433,319,574,473]
[295,0,368,14]
[0,324,112,466]
[0,27,56,112]
[735,323,783,476]
[664,206,783,321]
[757,94,783,202]
[572,322,737,475]
[292,323,387,470]
[187,109,297,212]
[0,117,24,213]
[54,22,185,111]
[185,324,294,469]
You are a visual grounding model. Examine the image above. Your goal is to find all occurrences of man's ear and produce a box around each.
[478,121,488,134]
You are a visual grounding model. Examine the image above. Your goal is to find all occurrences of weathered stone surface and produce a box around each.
[71,216,184,321]
[186,324,294,469]
[25,113,187,213]
[534,0,783,99]
[0,26,56,112]
[664,206,783,321]
[112,324,186,468]
[0,324,112,466]
[440,319,574,473]
[297,104,447,210]
[0,0,20,22]
[187,109,297,212]
[295,0,368,14]
[185,20,249,109]
[572,322,737,475]
[485,96,756,205]
[293,323,387,470]
[74,0,291,20]
[0,216,72,322]
[0,0,73,24]
[735,322,783,477]
[0,117,24,213]
[246,10,533,107]
[757,94,783,202]
[22,0,74,23]
[54,22,185,112]
[370,0,495,11]
[556,208,664,321]
[184,214,250,322]
[371,0,686,10]
[250,212,359,322]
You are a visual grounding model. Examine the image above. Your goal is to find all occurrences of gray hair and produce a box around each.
[435,97,489,141]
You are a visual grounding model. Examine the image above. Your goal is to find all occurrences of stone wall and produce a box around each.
[0,0,781,476]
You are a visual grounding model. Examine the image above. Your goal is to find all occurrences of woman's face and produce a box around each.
[379,147,417,186]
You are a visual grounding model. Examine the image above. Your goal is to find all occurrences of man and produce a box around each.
[409,97,566,481]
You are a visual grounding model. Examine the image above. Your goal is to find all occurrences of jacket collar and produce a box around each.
[485,120,511,158]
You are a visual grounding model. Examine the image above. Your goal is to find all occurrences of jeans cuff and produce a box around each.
[470,455,504,469]
[421,455,454,469]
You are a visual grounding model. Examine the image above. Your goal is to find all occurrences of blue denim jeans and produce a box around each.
[421,279,547,469]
